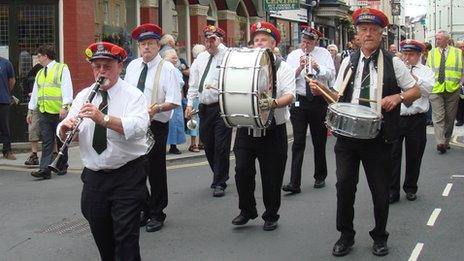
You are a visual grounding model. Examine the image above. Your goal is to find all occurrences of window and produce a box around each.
[103,0,109,25]
[115,3,120,26]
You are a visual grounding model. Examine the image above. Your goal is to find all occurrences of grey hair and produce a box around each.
[436,30,450,39]
[191,44,206,59]
[160,34,175,46]
[327,44,338,52]
[163,49,177,58]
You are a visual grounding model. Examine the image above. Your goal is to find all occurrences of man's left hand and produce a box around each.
[381,94,402,112]
[79,103,105,125]
[259,93,276,111]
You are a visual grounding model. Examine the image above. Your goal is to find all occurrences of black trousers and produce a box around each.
[390,113,427,196]
[199,103,232,189]
[289,95,328,186]
[0,104,11,153]
[456,97,464,123]
[81,156,146,261]
[39,112,68,172]
[234,124,288,222]
[334,136,392,243]
[144,120,169,221]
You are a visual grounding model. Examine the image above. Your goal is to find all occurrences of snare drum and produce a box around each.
[219,48,276,129]
[325,103,381,139]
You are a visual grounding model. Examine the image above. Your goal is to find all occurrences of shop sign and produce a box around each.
[265,0,300,12]
[269,8,307,23]
[357,0,381,6]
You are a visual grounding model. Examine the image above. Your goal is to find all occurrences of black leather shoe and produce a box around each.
[232,214,257,225]
[456,121,464,126]
[372,241,389,256]
[213,186,225,197]
[31,170,51,179]
[282,184,301,193]
[140,211,149,227]
[332,238,354,257]
[314,180,325,188]
[437,144,447,154]
[389,193,399,204]
[146,219,164,232]
[406,193,417,201]
[263,220,278,231]
[56,165,68,176]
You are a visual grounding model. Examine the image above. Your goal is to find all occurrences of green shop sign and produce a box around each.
[265,0,300,11]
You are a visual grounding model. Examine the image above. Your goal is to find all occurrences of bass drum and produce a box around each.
[219,48,276,129]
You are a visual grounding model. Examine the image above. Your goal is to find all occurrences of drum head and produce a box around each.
[329,103,379,119]
[257,49,275,126]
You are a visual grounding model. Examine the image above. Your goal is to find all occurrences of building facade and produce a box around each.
[426,0,464,43]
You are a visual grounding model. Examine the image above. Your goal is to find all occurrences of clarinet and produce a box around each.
[48,76,106,173]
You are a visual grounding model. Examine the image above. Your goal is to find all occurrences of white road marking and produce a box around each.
[408,242,424,261]
[442,183,453,196]
[451,175,464,178]
[427,208,441,226]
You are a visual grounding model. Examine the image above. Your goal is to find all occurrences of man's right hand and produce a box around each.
[184,106,193,119]
[26,115,32,125]
[59,117,78,141]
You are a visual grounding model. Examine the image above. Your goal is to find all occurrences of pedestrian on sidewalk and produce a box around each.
[29,45,73,179]
[0,55,16,160]
[124,23,181,233]
[58,41,148,261]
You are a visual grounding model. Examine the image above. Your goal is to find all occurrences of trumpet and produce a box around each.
[186,109,199,130]
[49,76,106,173]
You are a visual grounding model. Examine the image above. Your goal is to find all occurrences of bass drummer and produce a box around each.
[231,21,295,231]
[185,25,232,197]
[310,8,420,257]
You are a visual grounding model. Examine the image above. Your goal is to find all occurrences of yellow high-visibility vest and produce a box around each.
[427,46,463,93]
[35,63,66,114]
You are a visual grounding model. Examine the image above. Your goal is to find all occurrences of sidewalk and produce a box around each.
[1,124,462,172]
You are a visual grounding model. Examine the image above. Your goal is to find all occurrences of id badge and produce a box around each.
[295,101,300,107]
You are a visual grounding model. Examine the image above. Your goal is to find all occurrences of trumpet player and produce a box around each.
[185,25,232,198]
[57,42,149,261]
[124,23,181,233]
[389,40,434,204]
[283,26,335,193]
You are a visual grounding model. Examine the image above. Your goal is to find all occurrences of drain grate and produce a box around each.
[39,216,90,236]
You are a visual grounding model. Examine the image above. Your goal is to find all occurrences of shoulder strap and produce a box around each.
[275,57,283,71]
[151,59,165,105]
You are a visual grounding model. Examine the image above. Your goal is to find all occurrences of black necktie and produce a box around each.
[92,91,108,154]
[438,48,446,84]
[137,63,148,92]
[198,55,214,93]
[44,66,48,77]
[359,57,371,107]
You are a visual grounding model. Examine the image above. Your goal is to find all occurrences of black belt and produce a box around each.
[97,155,146,173]
[200,102,219,108]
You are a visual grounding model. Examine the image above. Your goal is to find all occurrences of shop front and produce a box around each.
[269,8,307,58]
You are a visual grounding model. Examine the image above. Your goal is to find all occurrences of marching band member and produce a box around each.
[125,23,181,232]
[185,26,232,197]
[284,26,335,193]
[311,8,421,256]
[231,21,295,231]
[389,40,434,203]
[57,42,149,260]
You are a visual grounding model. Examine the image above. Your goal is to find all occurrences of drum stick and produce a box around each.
[149,103,158,110]
[305,76,338,104]
[356,98,377,103]
[205,84,219,91]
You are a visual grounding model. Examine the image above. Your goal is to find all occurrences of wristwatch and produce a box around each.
[102,114,110,127]
[399,94,405,103]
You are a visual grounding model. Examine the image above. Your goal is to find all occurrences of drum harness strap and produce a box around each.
[150,59,166,106]
[338,50,384,117]
[248,56,284,138]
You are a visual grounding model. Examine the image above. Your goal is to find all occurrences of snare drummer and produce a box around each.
[389,40,434,203]
[231,21,295,231]
[311,8,421,256]
[185,25,232,197]
[124,23,181,232]
[283,26,335,193]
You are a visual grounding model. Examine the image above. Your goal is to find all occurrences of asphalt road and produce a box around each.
[0,135,463,261]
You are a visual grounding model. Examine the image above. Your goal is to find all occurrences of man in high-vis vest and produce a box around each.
[427,30,464,154]
[28,45,73,179]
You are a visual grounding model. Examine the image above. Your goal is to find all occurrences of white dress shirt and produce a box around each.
[401,62,434,115]
[333,52,416,106]
[28,60,73,110]
[286,47,335,95]
[57,78,149,171]
[124,54,182,123]
[187,44,227,106]
[274,60,296,124]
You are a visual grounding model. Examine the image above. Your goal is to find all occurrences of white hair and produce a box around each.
[160,34,175,46]
[163,49,177,58]
[191,44,206,59]
[436,30,450,39]
[327,44,338,52]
